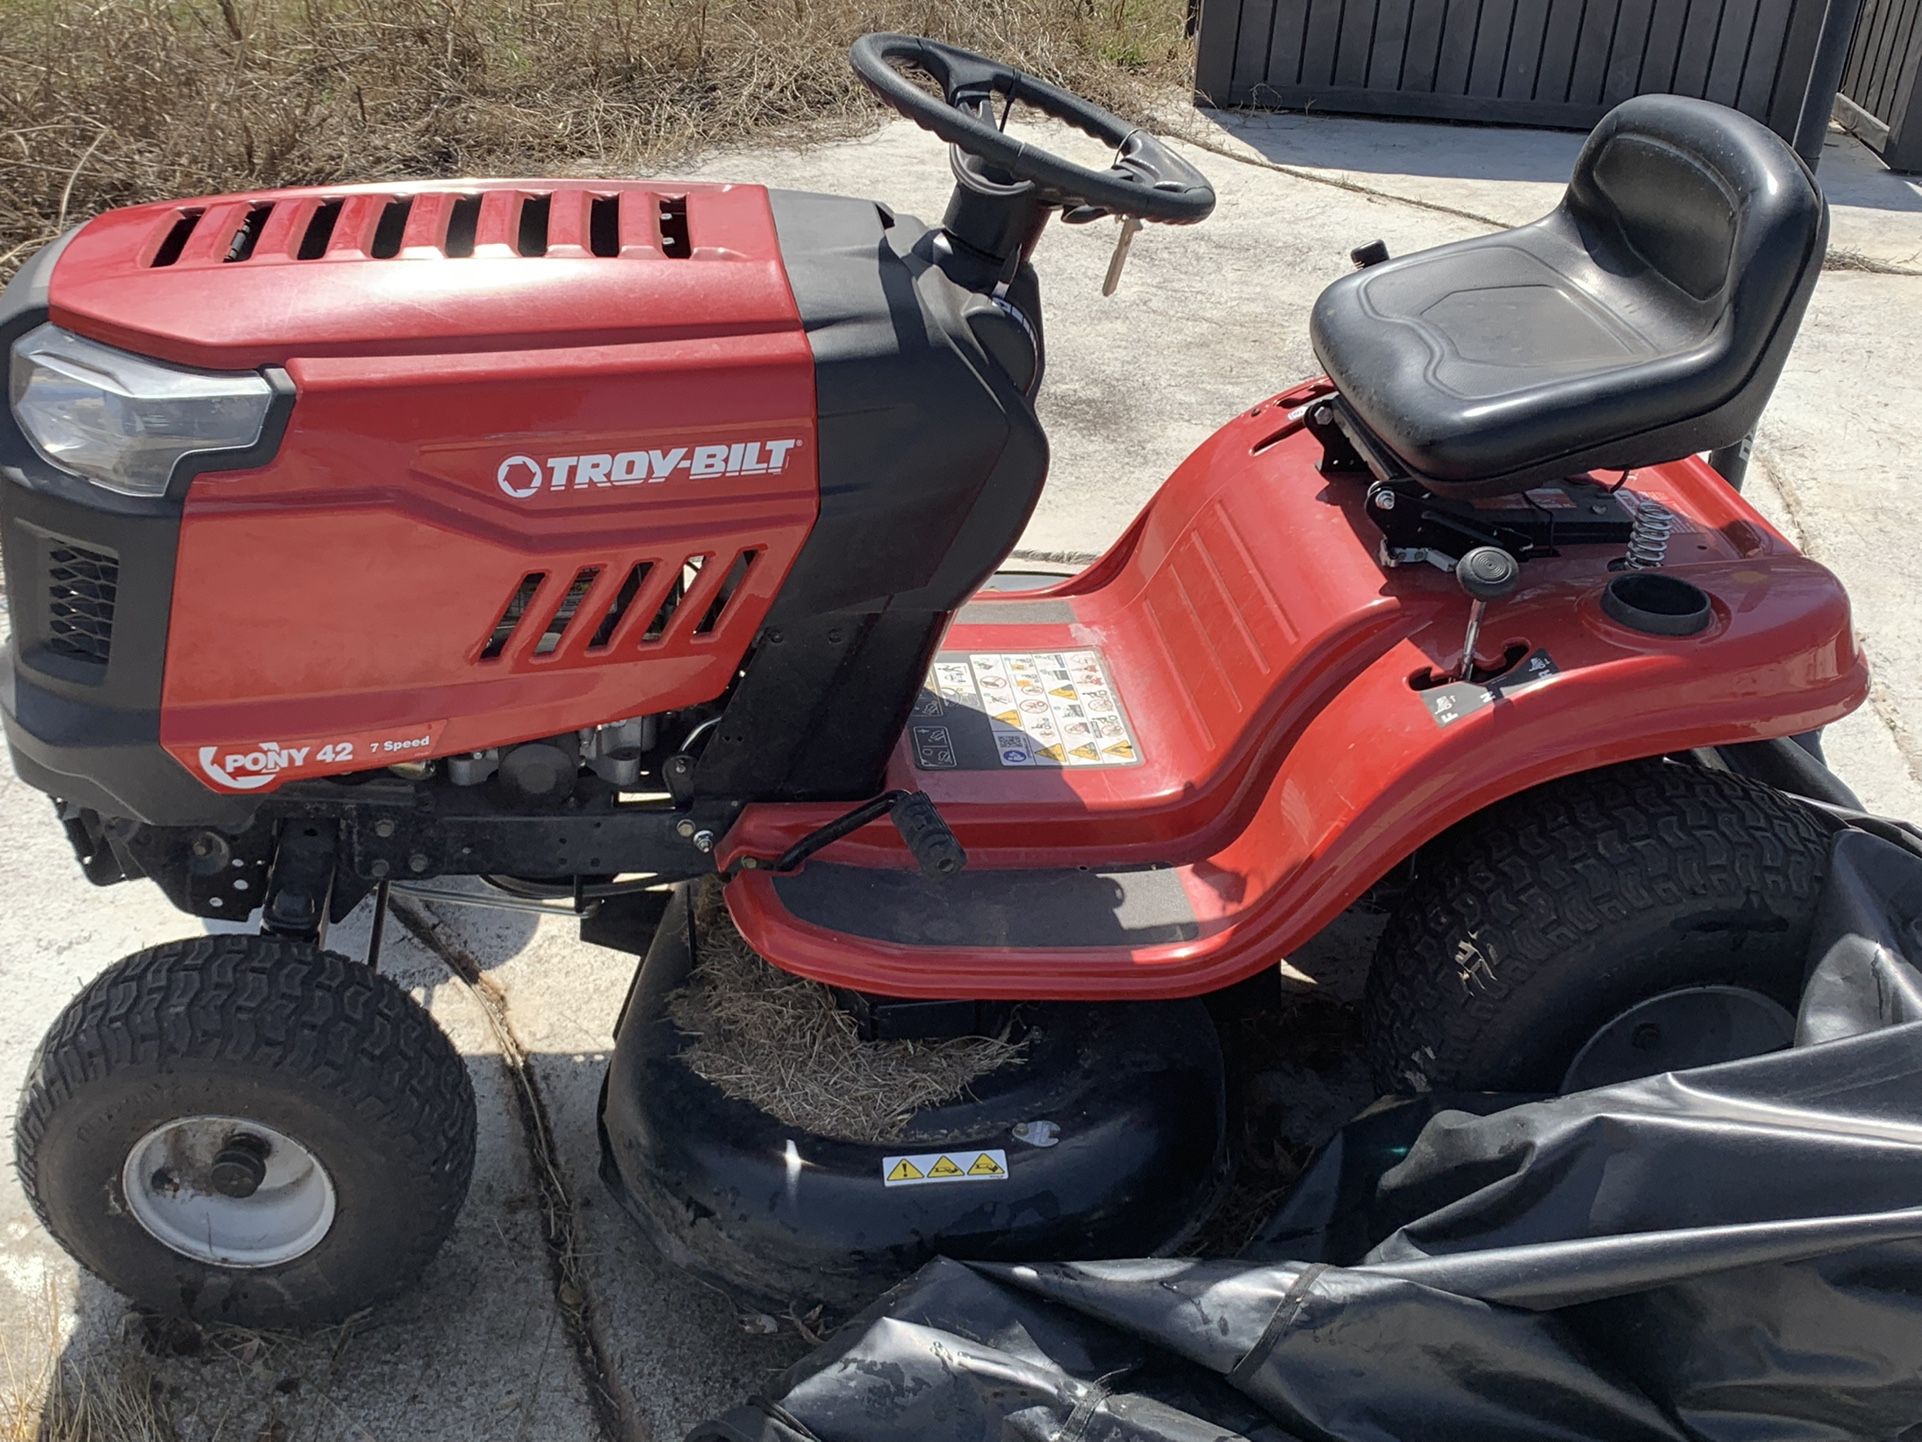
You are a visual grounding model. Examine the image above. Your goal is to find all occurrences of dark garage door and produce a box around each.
[1836,0,1922,167]
[1194,0,1835,139]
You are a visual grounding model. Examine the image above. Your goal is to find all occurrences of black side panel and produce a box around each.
[693,608,946,802]
[695,192,1050,801]
[766,191,1048,620]
[0,230,284,826]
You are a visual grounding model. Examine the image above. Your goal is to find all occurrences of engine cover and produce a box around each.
[1,177,1048,824]
[49,181,817,793]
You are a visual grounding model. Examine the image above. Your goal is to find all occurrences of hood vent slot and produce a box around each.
[444,193,484,258]
[481,572,545,660]
[297,199,342,259]
[588,561,653,650]
[588,195,621,257]
[535,566,602,655]
[149,210,202,268]
[659,195,691,257]
[370,196,413,258]
[644,556,705,643]
[224,203,274,263]
[517,195,551,257]
[695,548,757,633]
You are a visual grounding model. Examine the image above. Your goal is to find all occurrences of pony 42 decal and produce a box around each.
[190,725,448,792]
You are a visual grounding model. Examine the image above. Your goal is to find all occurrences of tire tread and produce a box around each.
[1363,759,1830,1092]
[14,934,475,1322]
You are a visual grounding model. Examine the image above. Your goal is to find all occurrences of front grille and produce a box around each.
[46,542,118,665]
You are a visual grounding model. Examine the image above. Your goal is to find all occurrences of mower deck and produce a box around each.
[722,381,1868,999]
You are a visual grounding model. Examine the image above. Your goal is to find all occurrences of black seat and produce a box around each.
[1310,95,1827,497]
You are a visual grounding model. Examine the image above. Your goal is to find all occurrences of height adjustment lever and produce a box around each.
[1454,545,1520,681]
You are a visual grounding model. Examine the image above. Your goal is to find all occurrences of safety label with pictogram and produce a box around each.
[908,650,1142,770]
[881,1148,1010,1187]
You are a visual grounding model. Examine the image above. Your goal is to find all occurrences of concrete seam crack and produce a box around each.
[389,894,644,1442]
[1165,122,1513,230]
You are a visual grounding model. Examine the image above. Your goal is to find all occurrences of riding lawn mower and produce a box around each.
[1,35,1862,1327]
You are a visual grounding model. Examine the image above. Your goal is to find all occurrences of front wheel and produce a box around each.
[1363,758,1830,1095]
[14,934,476,1327]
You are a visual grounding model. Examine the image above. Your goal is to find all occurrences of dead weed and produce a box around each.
[0,0,1193,279]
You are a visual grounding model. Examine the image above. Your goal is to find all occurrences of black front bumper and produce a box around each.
[0,228,281,828]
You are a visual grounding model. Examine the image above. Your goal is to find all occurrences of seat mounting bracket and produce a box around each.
[1367,475,1637,568]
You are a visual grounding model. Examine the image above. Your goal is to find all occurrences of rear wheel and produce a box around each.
[14,934,476,1327]
[1363,758,1829,1094]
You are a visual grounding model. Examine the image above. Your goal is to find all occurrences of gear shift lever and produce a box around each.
[1454,546,1520,681]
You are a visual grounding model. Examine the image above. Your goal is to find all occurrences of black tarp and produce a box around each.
[694,816,1922,1442]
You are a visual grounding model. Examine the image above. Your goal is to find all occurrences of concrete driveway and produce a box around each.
[3,110,1918,1441]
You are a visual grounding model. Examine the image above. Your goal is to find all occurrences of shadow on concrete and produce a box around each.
[1202,105,1583,184]
[1201,106,1922,217]
[1814,129,1922,214]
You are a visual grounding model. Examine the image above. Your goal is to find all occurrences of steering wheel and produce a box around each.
[848,33,1215,226]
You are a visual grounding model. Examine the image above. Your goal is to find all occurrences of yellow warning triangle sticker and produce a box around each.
[1050,686,1076,698]
[1103,740,1136,760]
[994,710,1022,725]
[1038,744,1066,762]
[928,1156,964,1178]
[967,1153,1006,1176]
[887,1158,924,1183]
[1071,743,1099,760]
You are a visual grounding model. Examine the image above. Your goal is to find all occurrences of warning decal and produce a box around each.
[882,1148,1010,1188]
[909,650,1142,771]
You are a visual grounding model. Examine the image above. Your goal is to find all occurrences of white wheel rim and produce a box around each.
[121,1115,337,1268]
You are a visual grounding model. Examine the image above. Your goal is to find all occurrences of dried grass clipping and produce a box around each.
[670,879,1023,1142]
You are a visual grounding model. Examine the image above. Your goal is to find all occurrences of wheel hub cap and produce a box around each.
[1562,985,1797,1093]
[209,1134,271,1198]
[122,1115,337,1267]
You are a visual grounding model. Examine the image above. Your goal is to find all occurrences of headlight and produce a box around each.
[8,323,274,496]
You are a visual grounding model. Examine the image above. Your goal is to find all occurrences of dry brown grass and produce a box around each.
[1,1283,171,1442]
[671,878,1024,1140]
[0,0,1192,279]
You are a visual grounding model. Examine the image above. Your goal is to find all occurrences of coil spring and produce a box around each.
[1624,499,1674,570]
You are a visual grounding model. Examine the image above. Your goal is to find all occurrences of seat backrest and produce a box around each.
[1563,93,1827,354]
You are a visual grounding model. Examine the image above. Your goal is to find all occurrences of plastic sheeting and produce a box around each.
[694,818,1922,1442]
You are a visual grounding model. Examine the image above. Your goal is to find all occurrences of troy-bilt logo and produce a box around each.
[198,740,311,791]
[496,438,801,499]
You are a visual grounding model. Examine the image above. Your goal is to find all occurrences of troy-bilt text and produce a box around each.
[497,438,802,498]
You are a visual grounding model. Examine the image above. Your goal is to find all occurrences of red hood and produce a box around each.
[46,180,800,371]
